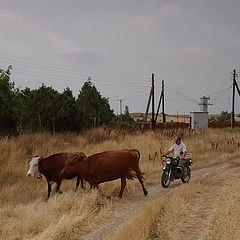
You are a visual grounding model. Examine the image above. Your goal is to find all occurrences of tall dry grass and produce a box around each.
[1,128,240,239]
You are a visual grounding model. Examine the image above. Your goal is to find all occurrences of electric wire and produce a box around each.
[1,52,237,113]
[165,85,199,104]
[0,52,148,79]
[209,87,231,103]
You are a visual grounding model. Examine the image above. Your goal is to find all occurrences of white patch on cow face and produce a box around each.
[27,157,40,177]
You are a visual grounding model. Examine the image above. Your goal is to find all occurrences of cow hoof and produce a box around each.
[144,190,148,196]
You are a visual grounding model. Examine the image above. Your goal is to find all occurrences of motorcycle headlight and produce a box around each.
[166,159,171,164]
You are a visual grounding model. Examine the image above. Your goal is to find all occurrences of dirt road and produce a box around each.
[84,162,240,240]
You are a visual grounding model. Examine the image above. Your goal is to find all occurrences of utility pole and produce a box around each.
[154,79,166,125]
[232,69,236,128]
[162,80,166,123]
[154,89,162,124]
[151,73,155,129]
[232,69,240,128]
[117,99,124,121]
[144,87,152,123]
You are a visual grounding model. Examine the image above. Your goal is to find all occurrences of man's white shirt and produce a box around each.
[168,143,187,157]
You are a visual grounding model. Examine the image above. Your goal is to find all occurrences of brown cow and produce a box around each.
[27,152,86,199]
[61,149,148,198]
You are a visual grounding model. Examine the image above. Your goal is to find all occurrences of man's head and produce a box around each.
[174,136,181,145]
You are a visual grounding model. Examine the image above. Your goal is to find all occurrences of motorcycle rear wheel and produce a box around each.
[181,166,191,183]
[161,170,171,188]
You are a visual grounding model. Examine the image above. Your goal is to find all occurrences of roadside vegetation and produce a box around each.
[1,128,240,239]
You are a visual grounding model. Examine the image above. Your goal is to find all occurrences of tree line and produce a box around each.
[0,65,134,135]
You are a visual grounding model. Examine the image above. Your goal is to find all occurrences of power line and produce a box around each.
[206,85,231,97]
[0,65,150,90]
[166,89,198,104]
[209,87,231,103]
[7,65,150,88]
[165,85,199,104]
[0,52,148,79]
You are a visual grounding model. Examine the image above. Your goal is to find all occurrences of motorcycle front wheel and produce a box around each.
[181,166,191,183]
[161,170,171,188]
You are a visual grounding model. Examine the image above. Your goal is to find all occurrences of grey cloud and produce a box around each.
[61,51,108,68]
[0,0,240,114]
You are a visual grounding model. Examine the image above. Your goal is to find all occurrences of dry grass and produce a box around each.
[1,128,240,239]
[205,174,240,240]
[113,182,200,240]
[114,170,240,240]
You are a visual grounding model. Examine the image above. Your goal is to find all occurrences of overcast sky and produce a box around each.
[1,0,240,114]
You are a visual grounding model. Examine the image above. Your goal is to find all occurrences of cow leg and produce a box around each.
[47,180,52,199]
[119,177,127,198]
[75,177,84,191]
[75,177,80,191]
[80,178,84,189]
[56,180,63,194]
[136,170,148,196]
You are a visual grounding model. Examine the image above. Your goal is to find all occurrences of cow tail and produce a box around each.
[133,149,145,180]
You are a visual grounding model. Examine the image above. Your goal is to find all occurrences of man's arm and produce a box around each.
[163,145,174,156]
[163,150,171,156]
[182,143,187,157]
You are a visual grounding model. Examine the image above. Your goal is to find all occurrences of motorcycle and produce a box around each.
[161,155,192,188]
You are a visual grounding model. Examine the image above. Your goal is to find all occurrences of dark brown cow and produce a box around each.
[27,152,86,198]
[61,149,148,198]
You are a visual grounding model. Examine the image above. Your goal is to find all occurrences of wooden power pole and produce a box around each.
[151,73,155,129]
[144,87,152,123]
[162,80,166,123]
[145,74,166,129]
[232,69,236,128]
[117,99,124,122]
[154,79,165,125]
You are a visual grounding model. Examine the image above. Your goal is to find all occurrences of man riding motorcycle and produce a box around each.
[162,136,188,178]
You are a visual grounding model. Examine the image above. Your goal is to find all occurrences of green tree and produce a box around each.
[217,111,231,122]
[77,78,114,129]
[121,105,135,125]
[18,84,61,131]
[0,65,16,133]
[208,116,217,122]
[55,87,79,131]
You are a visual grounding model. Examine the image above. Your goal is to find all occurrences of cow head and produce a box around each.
[27,156,42,177]
[61,152,87,178]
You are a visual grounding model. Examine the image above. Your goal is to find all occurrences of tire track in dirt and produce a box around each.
[84,163,232,240]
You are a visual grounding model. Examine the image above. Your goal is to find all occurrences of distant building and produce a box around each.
[190,112,208,129]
